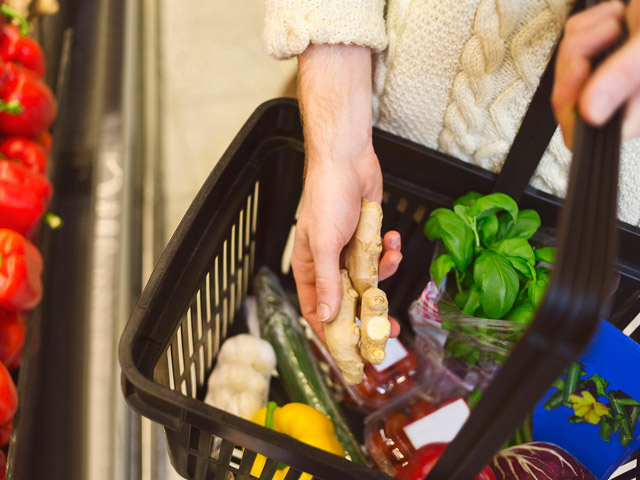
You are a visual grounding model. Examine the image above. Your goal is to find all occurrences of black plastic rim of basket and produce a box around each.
[119,98,640,480]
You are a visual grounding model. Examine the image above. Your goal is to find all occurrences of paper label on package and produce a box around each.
[373,337,409,372]
[403,399,470,450]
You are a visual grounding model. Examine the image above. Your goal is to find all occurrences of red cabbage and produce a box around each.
[492,442,595,480]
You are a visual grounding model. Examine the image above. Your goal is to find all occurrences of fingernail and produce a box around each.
[390,235,401,250]
[317,303,330,322]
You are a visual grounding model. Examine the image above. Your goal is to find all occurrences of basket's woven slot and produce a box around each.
[188,427,211,480]
[189,364,197,399]
[176,323,186,377]
[236,448,258,477]
[257,457,280,480]
[166,345,175,390]
[282,467,304,480]
[250,181,260,274]
[213,439,236,480]
[187,308,195,359]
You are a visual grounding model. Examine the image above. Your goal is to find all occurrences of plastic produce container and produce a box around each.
[119,99,640,480]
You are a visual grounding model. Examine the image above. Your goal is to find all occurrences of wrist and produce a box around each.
[298,44,374,168]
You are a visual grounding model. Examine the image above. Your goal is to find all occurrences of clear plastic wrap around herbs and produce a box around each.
[409,192,556,400]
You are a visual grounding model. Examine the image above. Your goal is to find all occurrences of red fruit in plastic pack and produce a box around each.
[395,443,495,480]
[0,449,5,480]
[409,400,436,421]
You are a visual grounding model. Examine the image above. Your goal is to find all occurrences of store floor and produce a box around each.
[160,0,297,242]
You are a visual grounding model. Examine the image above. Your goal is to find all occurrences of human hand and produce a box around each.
[552,0,640,148]
[293,44,402,343]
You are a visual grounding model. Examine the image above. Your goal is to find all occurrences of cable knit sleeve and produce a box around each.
[264,0,388,59]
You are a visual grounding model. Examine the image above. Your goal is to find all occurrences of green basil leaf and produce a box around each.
[505,301,535,324]
[426,210,474,271]
[528,268,551,309]
[430,253,456,287]
[506,257,535,279]
[454,289,470,310]
[506,209,541,240]
[424,216,440,240]
[479,214,498,247]
[492,238,535,266]
[454,191,483,207]
[534,246,557,265]
[469,193,519,222]
[497,213,514,241]
[462,285,482,316]
[473,251,519,319]
[454,204,471,223]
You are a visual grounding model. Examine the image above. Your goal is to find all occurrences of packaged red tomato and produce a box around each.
[364,387,471,476]
[310,331,418,411]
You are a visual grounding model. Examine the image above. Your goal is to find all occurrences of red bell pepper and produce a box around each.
[0,418,11,447]
[0,229,43,311]
[0,449,5,480]
[0,160,52,235]
[0,362,16,425]
[395,443,496,480]
[0,24,45,77]
[33,130,52,152]
[0,62,56,137]
[0,310,25,369]
[0,136,47,173]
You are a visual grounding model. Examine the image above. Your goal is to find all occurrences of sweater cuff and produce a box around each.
[264,0,388,59]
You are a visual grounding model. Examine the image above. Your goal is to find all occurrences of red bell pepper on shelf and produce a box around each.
[0,160,52,235]
[0,310,25,369]
[0,136,48,174]
[0,229,43,311]
[0,449,5,480]
[0,62,56,137]
[395,443,496,480]
[33,130,52,152]
[0,24,45,77]
[0,418,11,447]
[0,362,16,425]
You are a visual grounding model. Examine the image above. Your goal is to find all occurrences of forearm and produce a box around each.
[297,44,374,170]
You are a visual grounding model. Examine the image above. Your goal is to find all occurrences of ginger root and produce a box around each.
[325,270,363,385]
[359,288,390,365]
[345,198,383,296]
[346,198,391,365]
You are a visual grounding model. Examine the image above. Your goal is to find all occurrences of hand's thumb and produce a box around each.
[313,245,343,323]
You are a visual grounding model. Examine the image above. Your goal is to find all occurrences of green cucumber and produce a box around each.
[254,267,369,466]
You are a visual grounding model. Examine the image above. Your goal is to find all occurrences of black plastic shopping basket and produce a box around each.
[119,97,640,480]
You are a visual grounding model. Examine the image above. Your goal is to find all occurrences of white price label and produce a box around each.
[373,337,409,372]
[402,399,470,450]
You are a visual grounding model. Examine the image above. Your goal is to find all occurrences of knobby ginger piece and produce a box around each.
[325,270,363,385]
[360,287,390,365]
[345,198,383,296]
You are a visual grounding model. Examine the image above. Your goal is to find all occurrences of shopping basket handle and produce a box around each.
[426,2,625,478]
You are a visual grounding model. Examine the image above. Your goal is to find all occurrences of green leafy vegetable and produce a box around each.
[534,246,557,264]
[528,268,551,309]
[505,301,535,324]
[506,209,541,239]
[454,191,483,207]
[462,285,482,316]
[425,209,474,271]
[479,214,499,247]
[473,251,519,319]
[469,193,518,222]
[431,253,456,287]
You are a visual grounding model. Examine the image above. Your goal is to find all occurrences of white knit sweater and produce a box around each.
[264,0,640,227]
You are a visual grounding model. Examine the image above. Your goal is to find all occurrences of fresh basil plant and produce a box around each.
[425,192,555,323]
